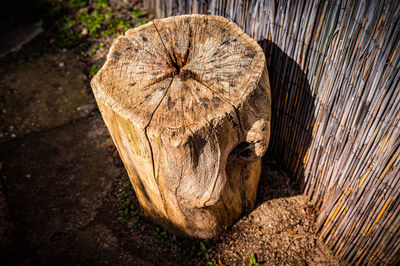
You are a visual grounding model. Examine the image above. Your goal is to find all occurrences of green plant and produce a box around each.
[197,241,218,265]
[136,19,146,26]
[170,234,181,250]
[75,41,90,53]
[126,181,134,191]
[132,10,146,26]
[90,65,101,75]
[44,0,148,56]
[102,19,130,36]
[132,207,141,226]
[95,0,109,8]
[88,44,99,56]
[117,186,142,228]
[153,226,183,249]
[67,0,89,10]
[197,241,212,260]
[63,16,76,29]
[208,261,218,266]
[117,193,134,215]
[132,219,141,229]
[77,10,106,38]
[131,10,143,18]
[154,227,168,242]
[133,209,140,218]
[249,253,260,266]
[51,4,63,15]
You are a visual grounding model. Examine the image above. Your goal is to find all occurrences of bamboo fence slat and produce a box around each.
[142,0,400,264]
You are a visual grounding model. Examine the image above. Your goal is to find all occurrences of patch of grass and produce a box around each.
[197,241,212,260]
[102,19,130,36]
[132,9,146,26]
[88,44,99,56]
[170,234,182,250]
[131,210,141,228]
[90,65,101,75]
[197,241,218,265]
[131,10,143,18]
[154,227,182,250]
[117,189,142,228]
[127,181,134,191]
[132,219,141,229]
[77,10,106,38]
[117,193,134,215]
[40,0,148,58]
[95,0,109,8]
[63,16,76,29]
[75,41,90,54]
[66,0,89,10]
[155,227,168,242]
[249,253,260,266]
[136,19,147,26]
[51,4,63,14]
[133,208,140,218]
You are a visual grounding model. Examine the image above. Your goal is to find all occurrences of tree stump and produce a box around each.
[91,14,271,238]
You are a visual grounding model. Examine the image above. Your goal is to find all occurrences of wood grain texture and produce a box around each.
[91,14,271,238]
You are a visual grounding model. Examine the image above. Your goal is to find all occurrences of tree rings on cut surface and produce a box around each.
[91,14,271,238]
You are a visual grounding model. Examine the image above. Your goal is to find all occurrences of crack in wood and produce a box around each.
[143,78,174,219]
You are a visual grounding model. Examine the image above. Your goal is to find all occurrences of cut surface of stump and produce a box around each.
[91,14,271,238]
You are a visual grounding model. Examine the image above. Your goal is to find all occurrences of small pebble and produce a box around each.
[77,104,96,113]
[11,133,16,138]
[58,62,64,68]
[26,174,31,178]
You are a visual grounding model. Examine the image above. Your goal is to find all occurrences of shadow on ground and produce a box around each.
[253,40,316,210]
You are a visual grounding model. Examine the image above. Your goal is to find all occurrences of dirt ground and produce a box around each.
[0,0,340,265]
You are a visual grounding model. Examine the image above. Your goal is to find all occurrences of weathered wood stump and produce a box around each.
[91,14,271,238]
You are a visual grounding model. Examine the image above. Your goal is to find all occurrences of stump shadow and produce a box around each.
[255,40,316,206]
